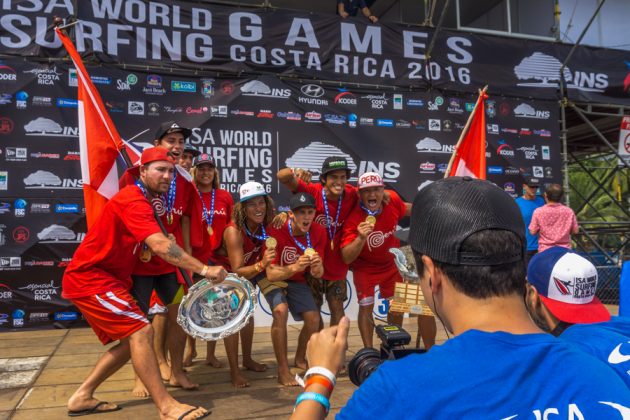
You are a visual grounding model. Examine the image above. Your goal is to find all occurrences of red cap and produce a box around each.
[140,147,175,166]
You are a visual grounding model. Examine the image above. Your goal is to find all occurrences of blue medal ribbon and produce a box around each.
[166,170,177,224]
[244,223,268,241]
[198,188,216,232]
[322,188,343,249]
[360,201,382,217]
[288,219,312,253]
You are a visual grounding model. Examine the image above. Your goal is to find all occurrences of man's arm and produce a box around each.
[341,222,372,264]
[266,255,310,282]
[571,213,579,234]
[277,168,300,193]
[404,202,412,217]
[145,232,226,280]
[529,210,540,235]
[338,1,349,18]
[361,6,378,22]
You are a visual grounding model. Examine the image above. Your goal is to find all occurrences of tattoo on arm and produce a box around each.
[167,242,183,260]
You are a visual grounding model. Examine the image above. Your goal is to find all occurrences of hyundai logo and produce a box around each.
[300,84,325,98]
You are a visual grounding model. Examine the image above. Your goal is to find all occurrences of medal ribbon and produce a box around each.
[165,170,177,222]
[322,188,343,241]
[288,219,312,252]
[244,223,268,241]
[359,201,382,217]
[198,188,216,229]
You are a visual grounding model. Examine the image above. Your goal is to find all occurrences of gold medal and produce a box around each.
[207,225,213,236]
[366,215,376,225]
[304,248,316,256]
[330,240,334,251]
[265,237,277,249]
[167,213,173,225]
[139,247,152,263]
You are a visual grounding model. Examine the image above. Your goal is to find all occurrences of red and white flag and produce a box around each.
[56,27,128,228]
[447,89,488,179]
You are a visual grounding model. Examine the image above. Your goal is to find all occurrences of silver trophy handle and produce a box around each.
[389,247,419,281]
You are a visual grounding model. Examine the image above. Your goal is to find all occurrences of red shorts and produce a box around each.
[353,265,401,306]
[70,289,149,345]
[148,291,167,315]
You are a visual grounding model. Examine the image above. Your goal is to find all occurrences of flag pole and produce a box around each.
[444,85,488,178]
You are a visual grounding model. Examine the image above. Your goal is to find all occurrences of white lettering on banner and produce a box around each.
[340,23,381,54]
[285,18,320,48]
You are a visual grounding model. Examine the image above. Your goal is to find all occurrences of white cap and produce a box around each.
[239,181,267,202]
[358,172,384,189]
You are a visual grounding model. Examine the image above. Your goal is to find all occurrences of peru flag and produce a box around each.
[56,27,127,228]
[447,88,488,180]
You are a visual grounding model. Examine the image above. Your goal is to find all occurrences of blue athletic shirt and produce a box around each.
[337,330,630,419]
[560,316,630,388]
[516,196,545,251]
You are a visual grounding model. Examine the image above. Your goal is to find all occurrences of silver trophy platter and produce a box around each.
[177,273,257,341]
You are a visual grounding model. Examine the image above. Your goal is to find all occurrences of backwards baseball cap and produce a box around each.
[523,176,541,187]
[239,181,267,202]
[527,247,610,324]
[290,192,316,210]
[358,172,384,189]
[192,153,215,168]
[155,121,192,141]
[140,147,175,166]
[397,176,525,265]
[320,156,350,178]
[183,143,201,157]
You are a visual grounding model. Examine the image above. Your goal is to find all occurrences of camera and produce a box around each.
[348,324,426,386]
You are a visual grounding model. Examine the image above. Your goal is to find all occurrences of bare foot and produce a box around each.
[67,395,120,414]
[131,376,150,398]
[294,359,308,371]
[277,370,299,387]
[231,370,250,388]
[159,361,171,382]
[160,402,209,420]
[169,371,199,390]
[205,355,223,368]
[243,358,267,372]
[183,349,197,367]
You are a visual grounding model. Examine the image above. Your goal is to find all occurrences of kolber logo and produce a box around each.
[23,117,78,137]
[514,52,608,92]
[497,140,515,158]
[0,62,17,82]
[334,89,357,106]
[240,80,290,99]
[0,283,12,300]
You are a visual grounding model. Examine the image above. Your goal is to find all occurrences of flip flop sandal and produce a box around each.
[177,407,211,420]
[68,401,122,417]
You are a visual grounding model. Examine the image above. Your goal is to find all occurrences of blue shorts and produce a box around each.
[263,281,318,321]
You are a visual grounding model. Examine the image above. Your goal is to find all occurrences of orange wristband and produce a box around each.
[305,375,334,394]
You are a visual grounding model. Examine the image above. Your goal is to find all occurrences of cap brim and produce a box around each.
[240,192,267,203]
[395,228,410,243]
[540,295,611,324]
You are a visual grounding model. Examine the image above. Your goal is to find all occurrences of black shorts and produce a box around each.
[131,272,182,315]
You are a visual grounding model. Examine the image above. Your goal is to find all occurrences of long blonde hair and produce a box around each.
[232,195,276,230]
[190,165,221,190]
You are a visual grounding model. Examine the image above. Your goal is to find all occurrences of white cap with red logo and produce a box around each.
[239,181,267,202]
[357,172,384,189]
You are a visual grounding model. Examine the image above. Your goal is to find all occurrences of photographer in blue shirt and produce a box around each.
[526,246,630,387]
[290,177,630,419]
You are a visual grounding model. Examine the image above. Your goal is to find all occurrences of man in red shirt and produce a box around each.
[265,192,325,385]
[529,184,579,252]
[341,172,411,348]
[277,157,358,327]
[62,147,226,420]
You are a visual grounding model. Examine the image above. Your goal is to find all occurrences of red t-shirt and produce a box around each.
[341,191,406,274]
[267,220,326,283]
[132,170,194,275]
[190,188,233,265]
[210,222,266,272]
[62,186,162,299]
[295,179,358,281]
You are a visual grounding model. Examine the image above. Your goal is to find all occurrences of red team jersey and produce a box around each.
[267,220,326,283]
[210,222,266,272]
[192,188,234,265]
[132,171,194,275]
[62,186,162,299]
[295,179,358,281]
[341,191,406,277]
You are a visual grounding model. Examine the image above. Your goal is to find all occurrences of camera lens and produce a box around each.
[348,347,382,386]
